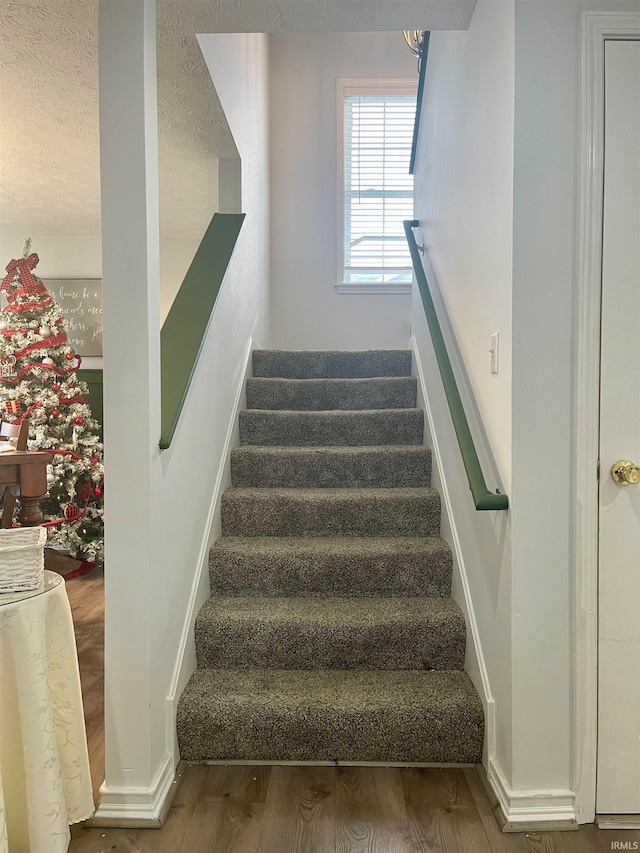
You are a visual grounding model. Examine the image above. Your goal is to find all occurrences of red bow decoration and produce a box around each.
[1,254,40,294]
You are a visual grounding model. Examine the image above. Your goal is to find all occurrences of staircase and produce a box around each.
[177,350,483,763]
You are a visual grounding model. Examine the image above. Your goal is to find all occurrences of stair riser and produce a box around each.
[221,492,440,537]
[195,618,465,671]
[246,378,417,411]
[209,542,452,598]
[231,447,431,488]
[239,410,424,446]
[177,702,483,764]
[253,350,412,379]
[178,720,483,763]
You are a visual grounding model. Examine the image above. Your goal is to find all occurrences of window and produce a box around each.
[338,80,417,292]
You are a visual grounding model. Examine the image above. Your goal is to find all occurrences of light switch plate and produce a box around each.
[490,332,499,374]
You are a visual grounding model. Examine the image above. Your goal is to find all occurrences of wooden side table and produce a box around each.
[0,450,53,527]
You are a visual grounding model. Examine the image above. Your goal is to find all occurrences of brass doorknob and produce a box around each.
[610,460,640,486]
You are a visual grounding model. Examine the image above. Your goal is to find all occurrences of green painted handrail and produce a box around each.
[409,31,430,176]
[404,220,509,510]
[160,212,245,449]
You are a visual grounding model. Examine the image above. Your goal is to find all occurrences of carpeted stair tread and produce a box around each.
[246,377,417,411]
[253,349,412,379]
[239,408,424,446]
[195,596,465,671]
[221,486,440,537]
[177,668,484,763]
[209,535,452,597]
[231,445,431,488]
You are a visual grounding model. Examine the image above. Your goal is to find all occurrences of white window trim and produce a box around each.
[335,78,417,295]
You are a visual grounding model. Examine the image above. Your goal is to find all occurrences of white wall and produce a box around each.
[510,0,640,797]
[0,234,102,278]
[98,6,270,818]
[416,0,640,816]
[269,32,416,351]
[0,233,207,325]
[412,5,513,490]
[151,27,271,756]
[412,0,514,786]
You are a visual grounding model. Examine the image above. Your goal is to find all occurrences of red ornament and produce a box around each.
[65,353,74,361]
[51,408,60,417]
[5,400,22,415]
[94,486,103,497]
[90,455,100,464]
[64,503,80,520]
[52,383,61,392]
[74,417,84,426]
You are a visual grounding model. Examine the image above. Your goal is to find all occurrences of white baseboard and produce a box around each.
[486,758,577,831]
[92,753,177,827]
[410,336,495,765]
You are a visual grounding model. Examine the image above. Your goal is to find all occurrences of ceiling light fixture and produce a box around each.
[403,30,426,58]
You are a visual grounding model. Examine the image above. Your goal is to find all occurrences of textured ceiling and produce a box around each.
[0,0,233,239]
[184,0,476,33]
[0,0,474,239]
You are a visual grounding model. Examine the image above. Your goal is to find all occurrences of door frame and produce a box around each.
[575,11,640,825]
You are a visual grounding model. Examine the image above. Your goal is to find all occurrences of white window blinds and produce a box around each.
[343,91,416,285]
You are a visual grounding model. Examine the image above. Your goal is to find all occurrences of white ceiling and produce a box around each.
[0,0,474,240]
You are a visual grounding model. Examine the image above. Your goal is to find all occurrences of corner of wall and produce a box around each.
[92,753,175,827]
[485,757,577,830]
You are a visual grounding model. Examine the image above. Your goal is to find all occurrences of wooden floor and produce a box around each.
[68,763,640,852]
[65,566,105,804]
[65,570,640,852]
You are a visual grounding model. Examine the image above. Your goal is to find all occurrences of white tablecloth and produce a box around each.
[0,572,94,853]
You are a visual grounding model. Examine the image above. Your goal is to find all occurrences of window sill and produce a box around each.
[335,283,412,295]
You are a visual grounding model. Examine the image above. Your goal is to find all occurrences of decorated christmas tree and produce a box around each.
[0,240,104,561]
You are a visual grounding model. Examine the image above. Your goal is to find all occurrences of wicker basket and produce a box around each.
[0,527,47,593]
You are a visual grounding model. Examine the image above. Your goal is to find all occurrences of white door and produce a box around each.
[597,38,640,816]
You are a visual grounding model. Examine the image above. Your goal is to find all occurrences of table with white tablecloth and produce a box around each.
[0,571,94,853]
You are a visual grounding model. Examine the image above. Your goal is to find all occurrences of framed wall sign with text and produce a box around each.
[42,279,103,363]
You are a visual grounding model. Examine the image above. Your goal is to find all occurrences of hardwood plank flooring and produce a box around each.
[336,765,411,853]
[402,767,490,853]
[64,569,640,852]
[68,763,640,852]
[64,566,105,805]
[259,765,336,853]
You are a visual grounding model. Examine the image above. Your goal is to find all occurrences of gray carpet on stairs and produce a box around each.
[195,596,466,671]
[231,446,431,488]
[209,536,453,598]
[252,349,412,379]
[246,377,417,410]
[221,487,441,537]
[177,349,484,764]
[177,669,484,763]
[239,408,424,446]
